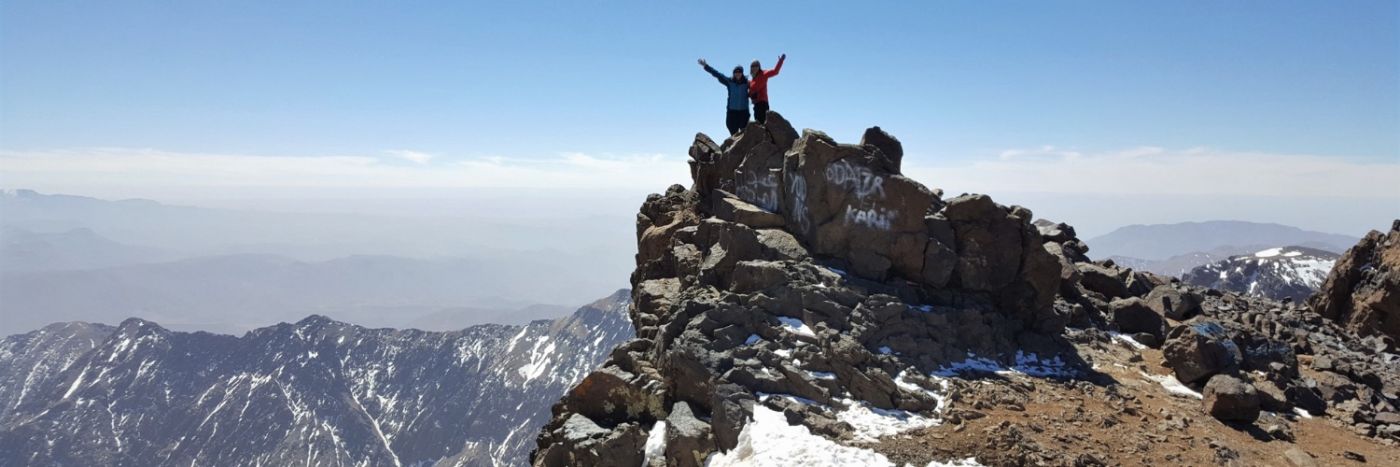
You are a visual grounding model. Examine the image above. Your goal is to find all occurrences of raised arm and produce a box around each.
[699,59,730,85]
[766,54,786,78]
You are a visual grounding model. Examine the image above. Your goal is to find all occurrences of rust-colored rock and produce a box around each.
[1309,220,1400,340]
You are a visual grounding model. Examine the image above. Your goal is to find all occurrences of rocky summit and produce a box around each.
[531,114,1400,466]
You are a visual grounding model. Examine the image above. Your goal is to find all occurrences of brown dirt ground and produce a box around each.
[866,339,1399,467]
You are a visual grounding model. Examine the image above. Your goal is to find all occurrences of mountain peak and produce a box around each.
[115,317,163,333]
[294,314,340,327]
[532,116,1400,466]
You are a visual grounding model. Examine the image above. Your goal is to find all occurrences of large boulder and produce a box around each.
[711,192,785,229]
[557,366,665,426]
[1309,220,1400,340]
[1162,321,1242,385]
[1077,263,1130,299]
[782,129,933,280]
[636,185,702,282]
[1202,374,1261,423]
[859,126,903,173]
[1111,297,1166,341]
[535,415,646,467]
[664,402,714,467]
[1145,285,1202,321]
[1032,219,1077,244]
[943,194,1023,291]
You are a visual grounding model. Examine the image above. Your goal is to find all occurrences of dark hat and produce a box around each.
[732,66,743,74]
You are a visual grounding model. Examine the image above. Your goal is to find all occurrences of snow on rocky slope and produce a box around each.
[1181,246,1338,302]
[0,290,632,467]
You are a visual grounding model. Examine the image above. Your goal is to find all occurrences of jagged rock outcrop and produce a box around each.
[533,114,1071,466]
[533,115,1400,466]
[1309,220,1400,340]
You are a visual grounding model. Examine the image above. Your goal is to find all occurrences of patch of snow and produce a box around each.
[835,398,941,442]
[745,334,761,346]
[642,420,667,465]
[62,368,88,399]
[755,392,820,406]
[878,346,893,355]
[1293,407,1314,419]
[932,351,1076,378]
[807,371,836,381]
[926,459,984,467]
[1283,251,1302,257]
[1255,247,1283,258]
[895,370,948,412]
[706,405,900,467]
[1109,332,1148,351]
[503,327,529,353]
[1288,258,1335,288]
[777,317,816,338]
[1141,371,1202,399]
[774,348,793,359]
[1012,352,1075,377]
[516,337,557,383]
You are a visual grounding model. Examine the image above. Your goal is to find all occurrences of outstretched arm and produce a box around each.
[699,59,730,84]
[766,54,786,78]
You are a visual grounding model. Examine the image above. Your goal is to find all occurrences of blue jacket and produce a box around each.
[704,65,750,111]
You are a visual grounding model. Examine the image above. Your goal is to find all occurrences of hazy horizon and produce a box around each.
[2,1,1397,335]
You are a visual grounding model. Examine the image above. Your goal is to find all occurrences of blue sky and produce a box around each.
[1,1,1397,235]
[4,1,1396,158]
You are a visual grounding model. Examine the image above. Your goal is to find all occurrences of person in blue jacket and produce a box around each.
[698,58,750,136]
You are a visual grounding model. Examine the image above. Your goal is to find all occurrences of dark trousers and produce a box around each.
[725,109,750,136]
[753,101,770,124]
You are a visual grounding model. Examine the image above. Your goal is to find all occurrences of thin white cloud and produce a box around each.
[907,146,1400,199]
[0,148,692,197]
[384,149,435,164]
[997,145,1083,161]
[1,146,1395,204]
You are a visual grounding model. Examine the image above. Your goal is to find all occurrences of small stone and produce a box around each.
[1282,448,1317,467]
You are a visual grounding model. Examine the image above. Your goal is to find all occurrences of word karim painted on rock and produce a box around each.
[825,160,886,200]
[737,171,781,213]
[844,206,895,230]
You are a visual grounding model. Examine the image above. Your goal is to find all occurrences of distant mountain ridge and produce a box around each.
[0,290,633,467]
[0,250,604,335]
[1087,220,1358,261]
[1,189,636,322]
[0,226,178,272]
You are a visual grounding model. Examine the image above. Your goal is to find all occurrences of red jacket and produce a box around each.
[748,55,784,103]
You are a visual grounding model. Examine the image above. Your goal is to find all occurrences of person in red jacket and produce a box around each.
[748,54,785,124]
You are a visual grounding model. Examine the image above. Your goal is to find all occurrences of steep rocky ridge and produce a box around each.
[1310,221,1400,340]
[0,291,632,467]
[0,322,115,421]
[532,114,1400,466]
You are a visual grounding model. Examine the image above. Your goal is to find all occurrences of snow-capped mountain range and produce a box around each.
[0,290,633,467]
[1181,246,1338,302]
